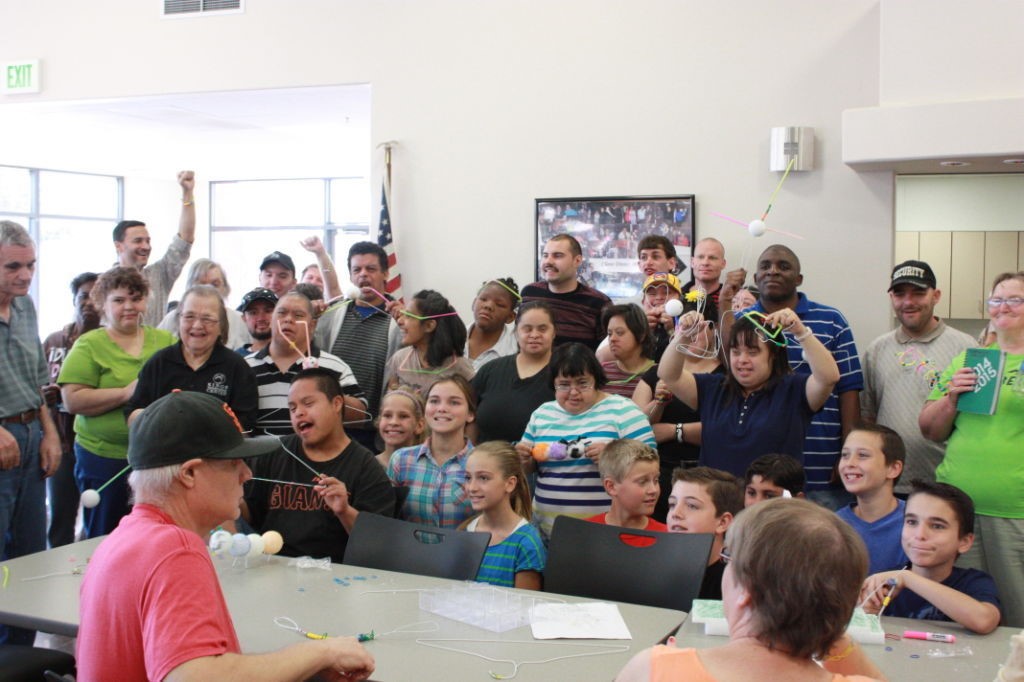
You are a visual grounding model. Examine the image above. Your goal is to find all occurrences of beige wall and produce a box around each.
[0,0,909,345]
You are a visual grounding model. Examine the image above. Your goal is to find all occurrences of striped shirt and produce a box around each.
[521,281,611,350]
[522,394,656,538]
[316,300,399,424]
[244,344,365,436]
[748,294,863,490]
[387,440,474,528]
[467,517,546,587]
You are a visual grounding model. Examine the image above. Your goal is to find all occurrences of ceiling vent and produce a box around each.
[163,0,243,17]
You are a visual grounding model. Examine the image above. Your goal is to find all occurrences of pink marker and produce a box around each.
[903,630,955,643]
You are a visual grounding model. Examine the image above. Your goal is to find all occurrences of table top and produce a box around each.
[0,538,686,681]
[675,610,1014,682]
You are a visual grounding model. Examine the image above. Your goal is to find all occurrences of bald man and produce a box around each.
[681,238,727,322]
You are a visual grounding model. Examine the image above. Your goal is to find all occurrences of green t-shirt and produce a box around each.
[930,346,1024,518]
[57,326,175,459]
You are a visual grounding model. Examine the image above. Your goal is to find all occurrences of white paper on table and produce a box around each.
[529,602,633,640]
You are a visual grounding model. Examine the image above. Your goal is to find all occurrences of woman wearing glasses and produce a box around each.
[125,285,259,431]
[515,343,655,539]
[658,309,839,478]
[921,271,1024,628]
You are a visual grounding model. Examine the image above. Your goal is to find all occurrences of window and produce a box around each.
[0,165,122,337]
[210,177,370,303]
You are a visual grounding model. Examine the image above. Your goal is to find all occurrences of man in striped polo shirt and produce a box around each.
[860,260,974,496]
[246,292,367,436]
[522,234,611,351]
[314,242,402,450]
[747,245,863,509]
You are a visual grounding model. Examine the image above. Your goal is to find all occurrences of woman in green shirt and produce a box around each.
[58,267,174,537]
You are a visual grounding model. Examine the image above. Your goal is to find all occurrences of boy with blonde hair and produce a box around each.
[586,439,666,541]
[667,466,743,599]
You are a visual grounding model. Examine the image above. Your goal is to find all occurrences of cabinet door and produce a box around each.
[918,231,952,319]
[894,232,919,265]
[984,232,1019,297]
[949,232,985,319]
[1019,231,1024,271]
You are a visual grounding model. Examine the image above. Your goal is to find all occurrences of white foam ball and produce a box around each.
[262,530,284,555]
[748,220,767,237]
[81,489,101,509]
[209,529,233,555]
[229,533,251,557]
[245,533,265,559]
[664,299,684,318]
[343,283,362,300]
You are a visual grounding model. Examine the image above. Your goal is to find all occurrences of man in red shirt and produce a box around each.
[77,391,374,682]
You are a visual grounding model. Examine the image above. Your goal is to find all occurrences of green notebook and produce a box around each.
[958,347,1005,415]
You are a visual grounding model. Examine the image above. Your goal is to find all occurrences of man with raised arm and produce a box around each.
[113,170,196,326]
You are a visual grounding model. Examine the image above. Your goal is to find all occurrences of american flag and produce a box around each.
[377,174,403,301]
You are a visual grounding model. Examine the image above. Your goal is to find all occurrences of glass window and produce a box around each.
[212,179,324,227]
[39,171,119,218]
[211,177,371,306]
[36,218,115,336]
[0,167,31,213]
[0,165,122,337]
[329,177,370,226]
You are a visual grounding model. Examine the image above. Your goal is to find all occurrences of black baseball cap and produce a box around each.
[237,287,278,313]
[260,251,296,275]
[889,260,937,291]
[128,391,280,470]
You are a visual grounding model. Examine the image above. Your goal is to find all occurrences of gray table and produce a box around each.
[0,538,685,681]
[675,611,1014,682]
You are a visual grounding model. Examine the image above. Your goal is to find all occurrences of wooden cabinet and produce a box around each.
[895,230,1021,320]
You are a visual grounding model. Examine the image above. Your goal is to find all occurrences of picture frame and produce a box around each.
[535,195,695,300]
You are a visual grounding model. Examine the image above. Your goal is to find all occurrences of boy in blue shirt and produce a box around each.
[836,422,909,574]
[861,480,1001,634]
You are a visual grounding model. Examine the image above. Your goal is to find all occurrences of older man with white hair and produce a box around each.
[76,391,374,681]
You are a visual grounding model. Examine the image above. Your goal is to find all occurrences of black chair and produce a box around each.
[544,516,713,612]
[0,645,74,682]
[343,513,491,581]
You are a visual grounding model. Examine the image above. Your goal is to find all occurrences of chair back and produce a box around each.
[544,516,712,612]
[343,513,491,581]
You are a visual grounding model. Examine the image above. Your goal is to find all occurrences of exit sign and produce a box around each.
[2,60,41,95]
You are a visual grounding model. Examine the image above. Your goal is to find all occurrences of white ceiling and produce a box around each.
[0,84,372,179]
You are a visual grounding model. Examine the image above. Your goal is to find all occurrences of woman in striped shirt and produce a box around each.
[516,343,656,539]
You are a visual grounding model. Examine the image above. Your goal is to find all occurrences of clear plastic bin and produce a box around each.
[419,583,537,633]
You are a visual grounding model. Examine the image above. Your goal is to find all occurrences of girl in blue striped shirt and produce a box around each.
[462,441,545,589]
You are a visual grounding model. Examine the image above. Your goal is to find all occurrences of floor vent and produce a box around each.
[163,0,242,17]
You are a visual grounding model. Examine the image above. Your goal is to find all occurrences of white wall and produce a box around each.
[1,1,895,343]
[880,0,1024,105]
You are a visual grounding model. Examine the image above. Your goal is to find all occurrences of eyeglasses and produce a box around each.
[986,297,1024,309]
[554,380,595,394]
[719,547,731,564]
[181,314,220,327]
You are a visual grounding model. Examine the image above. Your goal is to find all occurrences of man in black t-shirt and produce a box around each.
[241,368,394,562]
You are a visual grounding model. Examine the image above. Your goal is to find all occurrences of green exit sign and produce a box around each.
[2,60,41,95]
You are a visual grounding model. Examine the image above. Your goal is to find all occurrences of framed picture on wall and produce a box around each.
[535,195,695,300]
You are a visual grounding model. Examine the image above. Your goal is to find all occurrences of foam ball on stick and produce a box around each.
[209,529,233,556]
[245,533,265,559]
[228,533,251,557]
[261,530,284,555]
[81,489,101,509]
[747,220,767,237]
[342,282,362,301]
[664,299,684,318]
